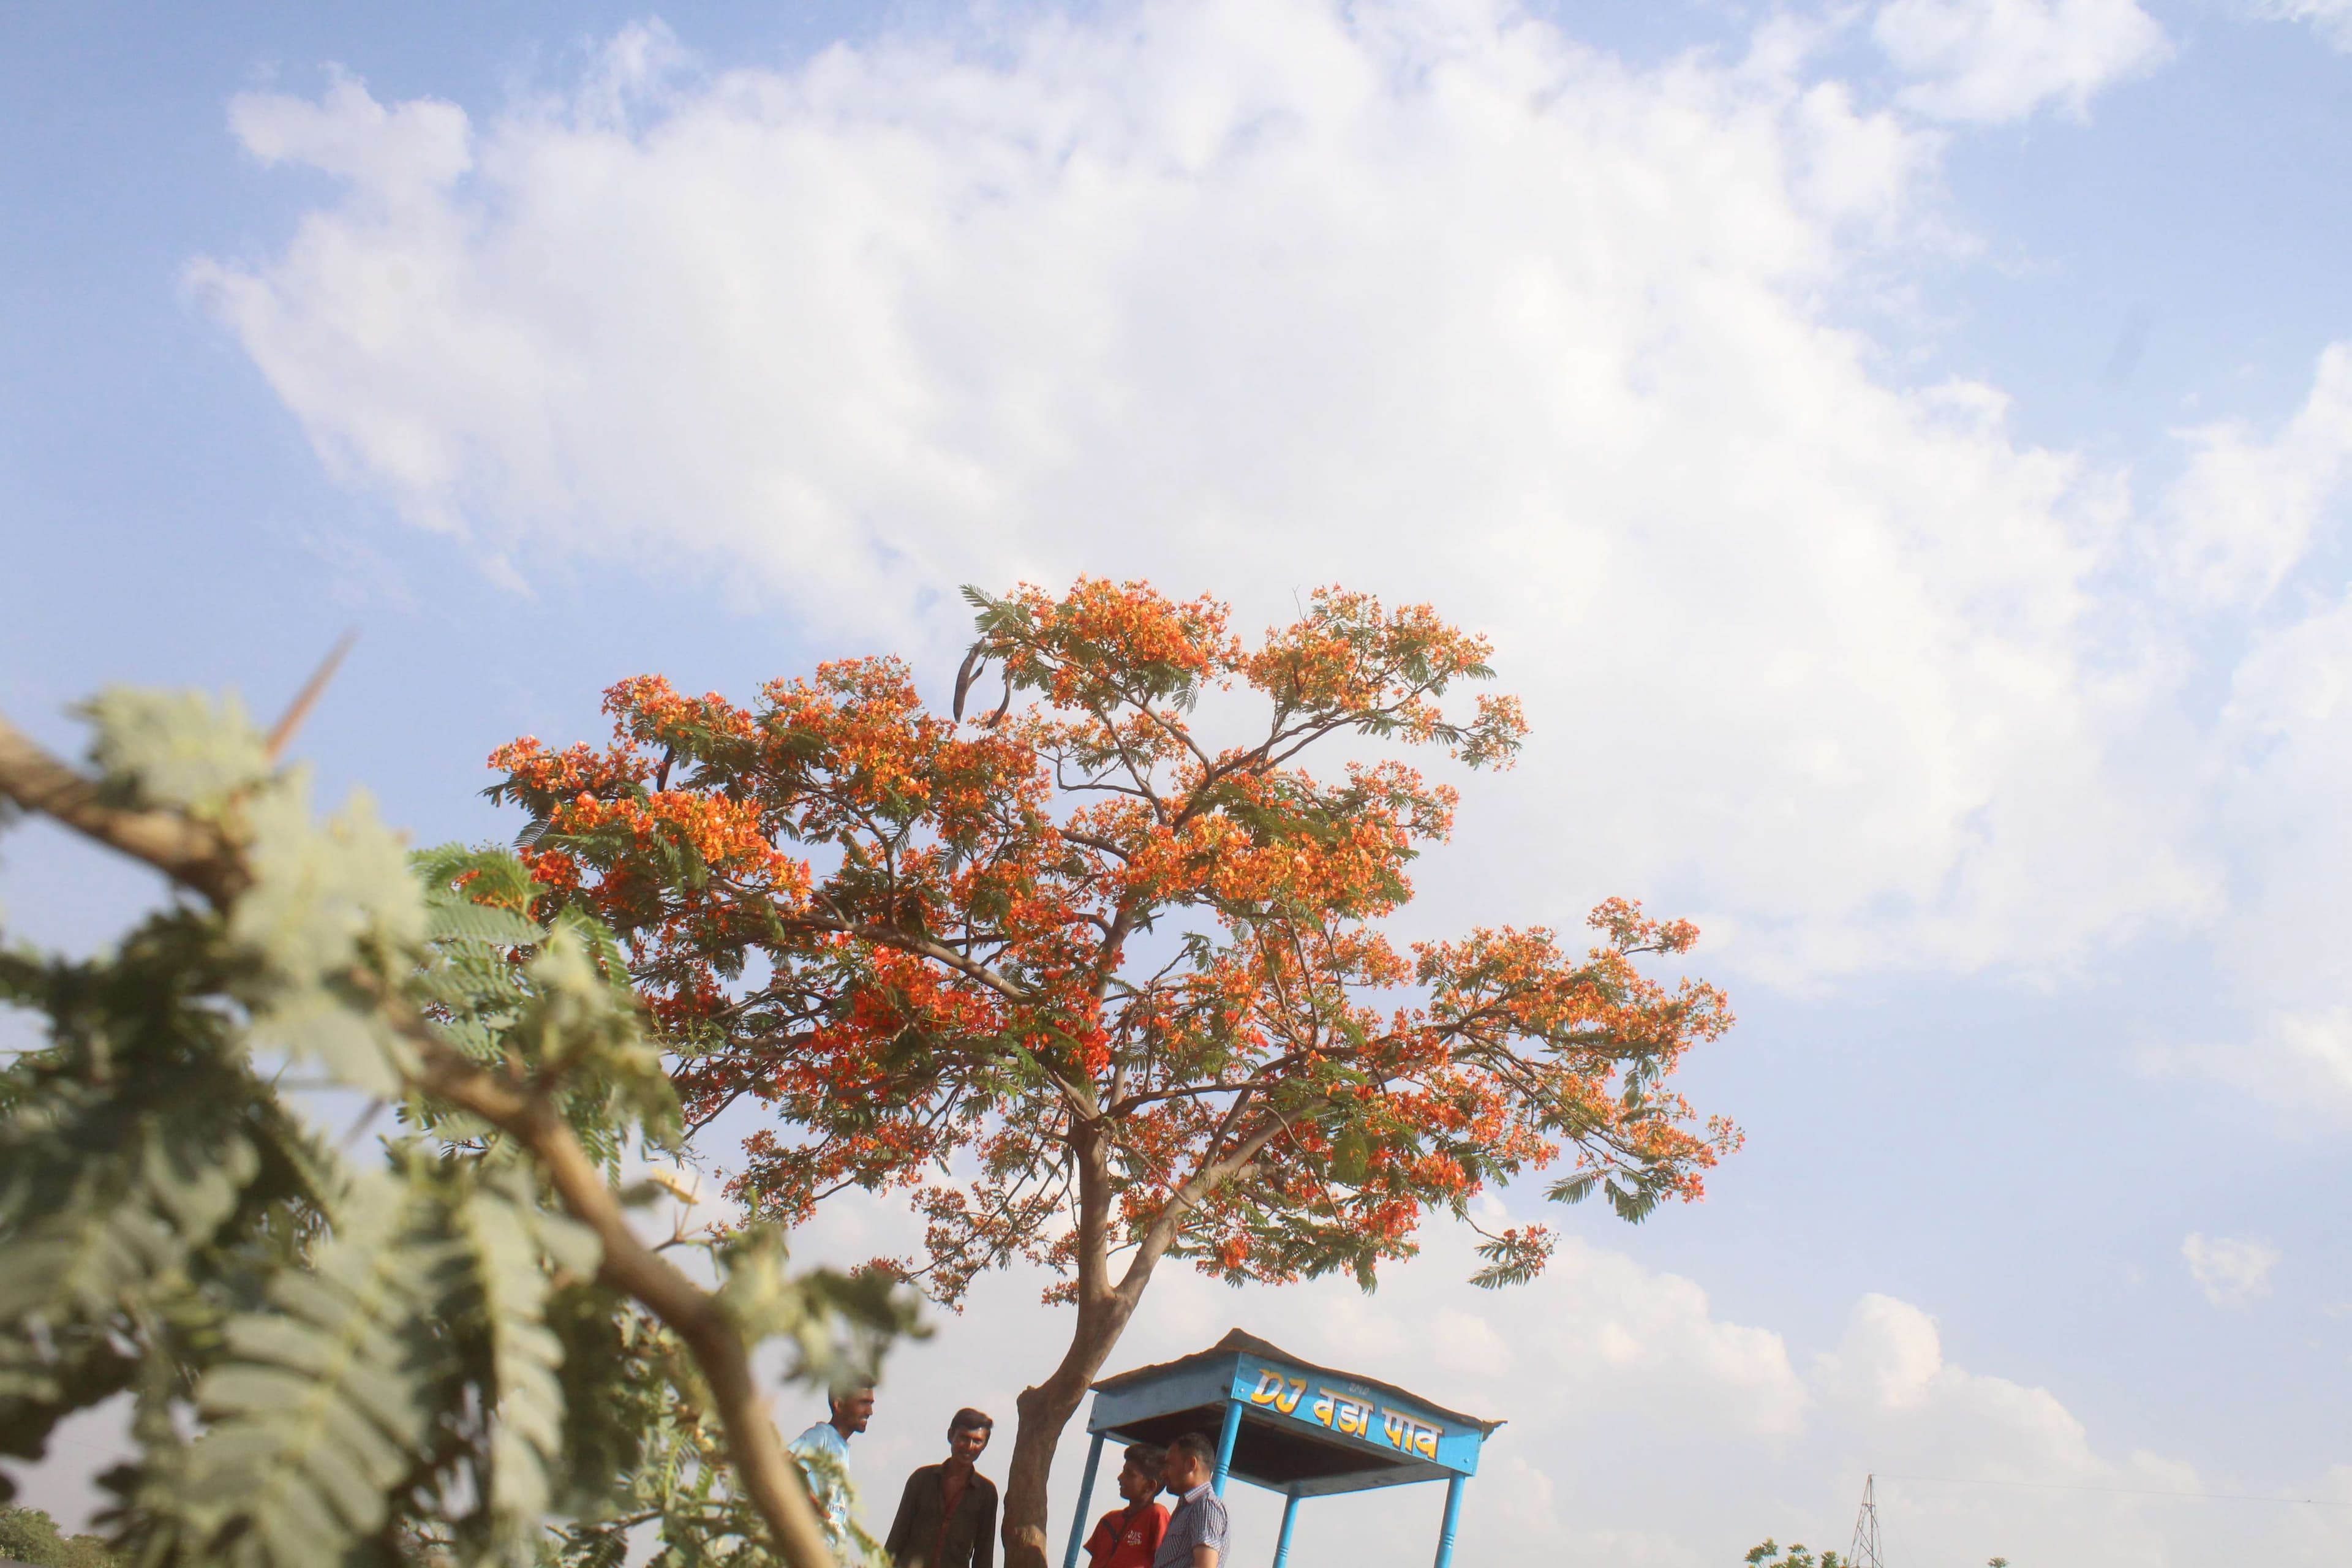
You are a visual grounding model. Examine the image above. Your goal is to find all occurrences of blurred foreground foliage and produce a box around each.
[0,689,919,1567]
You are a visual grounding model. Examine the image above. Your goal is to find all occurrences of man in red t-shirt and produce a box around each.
[1082,1442,1169,1568]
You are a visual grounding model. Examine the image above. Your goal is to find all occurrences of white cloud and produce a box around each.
[2212,581,2352,1104]
[187,0,2223,988]
[2148,351,2352,1115]
[2181,1232,2281,1306]
[227,68,472,203]
[1430,1233,1811,1439]
[1815,1296,2117,1482]
[2252,0,2352,51]
[2270,1009,2352,1103]
[1874,0,2172,123]
[2165,343,2352,609]
[1806,1294,2294,1564]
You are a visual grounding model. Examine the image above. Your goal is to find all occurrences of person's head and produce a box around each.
[946,1408,994,1464]
[1161,1431,1216,1493]
[828,1386,876,1436]
[1117,1444,1165,1504]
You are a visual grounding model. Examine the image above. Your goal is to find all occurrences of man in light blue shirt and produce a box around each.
[790,1385,876,1557]
[1152,1431,1228,1568]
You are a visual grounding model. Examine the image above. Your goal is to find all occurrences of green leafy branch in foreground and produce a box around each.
[0,690,920,1568]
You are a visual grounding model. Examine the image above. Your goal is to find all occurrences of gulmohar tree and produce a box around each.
[490,580,1740,1566]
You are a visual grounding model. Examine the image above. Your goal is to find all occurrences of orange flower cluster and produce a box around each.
[485,579,1736,1325]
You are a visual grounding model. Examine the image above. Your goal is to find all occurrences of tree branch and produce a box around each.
[1057,830,1133,863]
[786,899,1103,1119]
[405,1029,840,1568]
[1110,1093,1306,1311]
[1105,1072,1287,1118]
[796,901,1031,1003]
[0,710,248,905]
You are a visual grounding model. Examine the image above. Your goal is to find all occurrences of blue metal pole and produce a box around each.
[1212,1400,1244,1495]
[1270,1493,1300,1567]
[1431,1474,1466,1568]
[1060,1431,1106,1568]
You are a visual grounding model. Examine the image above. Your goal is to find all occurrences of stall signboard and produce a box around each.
[1227,1351,1483,1475]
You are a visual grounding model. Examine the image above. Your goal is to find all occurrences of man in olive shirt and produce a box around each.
[1152,1432,1229,1568]
[884,1408,1000,1568]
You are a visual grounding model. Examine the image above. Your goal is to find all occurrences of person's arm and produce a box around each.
[784,1434,825,1519]
[883,1470,925,1562]
[973,1482,997,1568]
[1191,1498,1226,1568]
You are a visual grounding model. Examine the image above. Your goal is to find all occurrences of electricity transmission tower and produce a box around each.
[1847,1474,1885,1567]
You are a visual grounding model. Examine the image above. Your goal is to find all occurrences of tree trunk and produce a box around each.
[1001,1376,1085,1568]
[995,1096,1287,1566]
[995,1117,1296,1568]
[1000,1118,1142,1568]
[999,1300,1140,1568]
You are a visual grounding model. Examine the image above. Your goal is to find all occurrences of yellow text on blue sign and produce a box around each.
[1245,1366,1442,1459]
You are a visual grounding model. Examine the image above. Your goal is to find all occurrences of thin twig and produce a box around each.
[266,631,358,763]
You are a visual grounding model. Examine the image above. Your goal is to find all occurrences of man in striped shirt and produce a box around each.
[1151,1432,1229,1568]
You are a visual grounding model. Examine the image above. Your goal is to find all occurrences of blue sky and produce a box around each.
[6,2,2352,1564]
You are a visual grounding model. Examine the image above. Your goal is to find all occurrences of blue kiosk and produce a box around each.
[1058,1330,1501,1568]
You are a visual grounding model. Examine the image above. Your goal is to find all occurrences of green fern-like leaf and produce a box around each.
[545,1523,630,1568]
[452,1171,569,1557]
[543,1286,660,1521]
[0,911,338,1477]
[0,1084,261,1472]
[414,843,541,918]
[1604,1178,1661,1224]
[1545,1170,1601,1205]
[181,1172,449,1568]
[424,896,543,955]
[0,1100,257,1328]
[408,865,544,1069]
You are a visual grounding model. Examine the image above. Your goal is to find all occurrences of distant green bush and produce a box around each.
[0,1505,64,1564]
[59,1533,121,1568]
[1744,1542,1844,1568]
[0,1505,116,1568]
